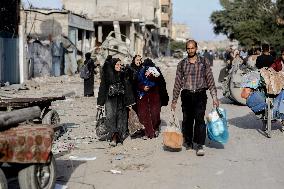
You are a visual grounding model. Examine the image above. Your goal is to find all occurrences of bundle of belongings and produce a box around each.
[241,68,284,118]
[206,108,229,144]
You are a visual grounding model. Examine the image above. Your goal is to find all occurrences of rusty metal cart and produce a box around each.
[0,124,56,189]
[0,96,65,125]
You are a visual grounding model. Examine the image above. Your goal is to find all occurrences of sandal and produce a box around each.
[109,133,118,147]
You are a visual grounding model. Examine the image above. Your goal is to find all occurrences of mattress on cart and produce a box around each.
[0,125,54,163]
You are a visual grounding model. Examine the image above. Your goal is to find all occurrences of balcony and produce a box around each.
[161,13,169,21]
[159,27,169,37]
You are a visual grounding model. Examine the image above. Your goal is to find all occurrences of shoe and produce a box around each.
[196,145,205,156]
[109,133,118,147]
[184,142,193,150]
[109,140,117,147]
[154,131,159,137]
[142,136,148,140]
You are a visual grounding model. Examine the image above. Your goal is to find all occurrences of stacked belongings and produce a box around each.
[259,68,284,95]
[241,71,267,114]
[260,68,284,119]
[241,68,284,116]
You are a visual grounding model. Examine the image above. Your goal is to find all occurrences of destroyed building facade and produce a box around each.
[172,23,191,42]
[159,0,172,56]
[22,9,95,77]
[0,0,173,84]
[61,0,173,57]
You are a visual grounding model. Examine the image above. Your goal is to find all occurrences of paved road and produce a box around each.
[55,59,284,189]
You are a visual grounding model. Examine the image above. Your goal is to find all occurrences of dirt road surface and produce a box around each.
[3,58,284,189]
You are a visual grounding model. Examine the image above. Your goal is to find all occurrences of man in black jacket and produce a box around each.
[256,44,275,69]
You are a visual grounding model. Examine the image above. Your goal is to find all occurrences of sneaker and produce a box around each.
[109,134,118,147]
[109,140,117,147]
[142,136,148,140]
[154,131,159,137]
[196,145,205,156]
[184,142,193,150]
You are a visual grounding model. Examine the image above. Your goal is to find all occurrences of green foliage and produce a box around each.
[170,40,186,51]
[210,0,284,50]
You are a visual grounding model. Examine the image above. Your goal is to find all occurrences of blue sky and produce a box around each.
[172,0,225,41]
[23,0,226,41]
[22,0,62,9]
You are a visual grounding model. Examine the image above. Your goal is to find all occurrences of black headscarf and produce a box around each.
[143,58,155,68]
[131,55,143,71]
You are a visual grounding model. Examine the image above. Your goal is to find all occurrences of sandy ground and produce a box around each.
[2,58,284,189]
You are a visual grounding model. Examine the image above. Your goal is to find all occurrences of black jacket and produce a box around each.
[97,61,135,107]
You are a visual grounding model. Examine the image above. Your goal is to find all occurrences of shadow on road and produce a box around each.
[56,159,86,186]
[228,112,261,130]
[219,96,246,106]
[205,139,224,149]
[219,97,235,105]
[228,112,282,131]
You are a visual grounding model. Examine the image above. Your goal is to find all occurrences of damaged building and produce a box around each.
[1,0,173,84]
[22,8,95,77]
[159,0,172,56]
[1,1,96,84]
[61,0,172,58]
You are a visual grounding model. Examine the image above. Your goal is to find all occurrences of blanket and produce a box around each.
[260,68,284,95]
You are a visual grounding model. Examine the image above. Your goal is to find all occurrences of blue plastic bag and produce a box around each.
[206,108,229,144]
[246,91,267,113]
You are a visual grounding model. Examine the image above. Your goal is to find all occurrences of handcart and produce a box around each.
[0,124,56,189]
[0,96,65,125]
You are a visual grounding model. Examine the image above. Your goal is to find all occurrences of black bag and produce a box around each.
[108,82,125,96]
[95,108,109,141]
[80,60,91,79]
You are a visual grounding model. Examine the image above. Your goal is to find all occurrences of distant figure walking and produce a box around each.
[83,52,96,97]
[256,44,275,69]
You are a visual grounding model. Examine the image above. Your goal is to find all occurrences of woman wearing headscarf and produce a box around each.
[97,58,135,146]
[271,49,284,72]
[84,52,96,97]
[136,58,168,139]
[124,55,143,112]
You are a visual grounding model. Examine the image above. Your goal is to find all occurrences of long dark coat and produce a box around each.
[97,60,135,142]
[136,61,168,138]
[84,58,96,96]
[124,63,143,112]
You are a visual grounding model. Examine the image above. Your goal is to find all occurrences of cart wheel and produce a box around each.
[42,109,60,125]
[229,77,246,105]
[0,168,8,189]
[18,154,56,189]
